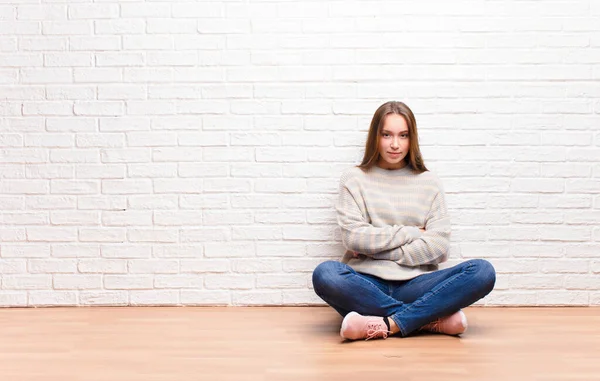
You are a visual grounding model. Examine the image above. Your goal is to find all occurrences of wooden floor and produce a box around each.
[0,307,599,381]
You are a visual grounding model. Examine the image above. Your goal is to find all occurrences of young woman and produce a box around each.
[312,101,496,341]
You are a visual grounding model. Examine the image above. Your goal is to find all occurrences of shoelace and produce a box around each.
[424,318,442,333]
[365,321,390,340]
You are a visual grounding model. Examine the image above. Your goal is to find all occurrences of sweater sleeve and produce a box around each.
[372,188,451,266]
[335,173,422,254]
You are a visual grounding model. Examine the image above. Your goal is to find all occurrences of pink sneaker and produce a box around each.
[420,310,468,336]
[340,311,391,341]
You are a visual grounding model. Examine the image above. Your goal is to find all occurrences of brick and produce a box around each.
[153,147,202,162]
[46,86,95,100]
[74,101,124,116]
[50,211,99,226]
[231,195,281,209]
[101,244,150,259]
[205,243,254,258]
[129,291,179,306]
[180,228,230,243]
[231,227,282,241]
[98,117,149,133]
[102,179,152,194]
[128,164,177,178]
[126,101,175,115]
[44,52,92,67]
[79,228,126,243]
[179,194,228,209]
[120,3,171,18]
[539,226,590,242]
[24,133,72,147]
[128,260,178,274]
[3,275,51,290]
[50,180,98,194]
[154,275,203,289]
[540,260,589,274]
[75,164,125,179]
[0,259,26,273]
[127,229,177,243]
[79,291,128,306]
[70,36,120,51]
[256,243,306,257]
[511,178,564,193]
[0,68,21,84]
[255,211,305,224]
[17,5,66,20]
[232,291,282,306]
[46,117,96,132]
[53,274,101,289]
[153,179,203,194]
[205,274,254,290]
[29,291,77,306]
[231,259,282,273]
[484,291,536,306]
[0,196,24,210]
[537,291,589,306]
[95,20,145,35]
[155,245,203,259]
[23,102,72,116]
[283,290,323,305]
[50,149,99,163]
[98,85,146,100]
[68,4,118,19]
[0,212,47,225]
[128,195,177,210]
[27,227,77,242]
[153,211,203,226]
[203,179,250,193]
[0,292,27,307]
[52,244,100,258]
[78,259,127,274]
[101,211,152,226]
[178,163,228,178]
[181,291,230,305]
[123,36,173,51]
[256,274,307,289]
[19,37,67,51]
[541,163,591,178]
[104,275,152,290]
[181,259,229,273]
[78,196,126,210]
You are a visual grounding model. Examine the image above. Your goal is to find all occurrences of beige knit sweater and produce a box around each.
[336,165,451,281]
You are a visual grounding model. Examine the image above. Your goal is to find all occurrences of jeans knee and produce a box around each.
[312,260,343,297]
[470,259,496,293]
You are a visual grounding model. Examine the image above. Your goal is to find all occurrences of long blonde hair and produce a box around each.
[358,101,428,173]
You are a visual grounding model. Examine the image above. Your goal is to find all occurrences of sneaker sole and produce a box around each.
[459,310,468,334]
[340,311,360,339]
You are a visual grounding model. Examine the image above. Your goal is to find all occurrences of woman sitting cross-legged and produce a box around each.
[312,101,496,341]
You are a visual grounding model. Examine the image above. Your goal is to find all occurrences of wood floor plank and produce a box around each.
[0,307,599,380]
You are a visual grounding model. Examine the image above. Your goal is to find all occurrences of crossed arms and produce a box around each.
[336,182,451,267]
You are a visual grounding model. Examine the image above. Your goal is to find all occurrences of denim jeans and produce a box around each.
[312,259,496,337]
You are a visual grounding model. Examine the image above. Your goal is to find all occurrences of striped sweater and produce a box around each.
[336,164,451,281]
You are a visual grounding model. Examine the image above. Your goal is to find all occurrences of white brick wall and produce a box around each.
[1,0,599,307]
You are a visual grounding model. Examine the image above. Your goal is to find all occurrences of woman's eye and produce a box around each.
[400,134,408,138]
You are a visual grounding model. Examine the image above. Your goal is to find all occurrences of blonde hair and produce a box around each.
[358,101,427,173]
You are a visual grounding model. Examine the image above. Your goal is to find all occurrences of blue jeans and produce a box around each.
[312,259,496,337]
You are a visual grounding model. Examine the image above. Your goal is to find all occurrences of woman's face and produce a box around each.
[377,114,410,170]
